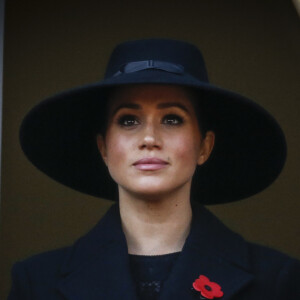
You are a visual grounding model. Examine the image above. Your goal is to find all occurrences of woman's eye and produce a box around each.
[162,114,183,125]
[117,115,139,127]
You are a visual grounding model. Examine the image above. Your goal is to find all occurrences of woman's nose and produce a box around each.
[139,123,162,150]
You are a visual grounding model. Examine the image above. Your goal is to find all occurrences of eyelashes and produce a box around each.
[162,114,184,125]
[117,115,139,127]
[116,114,184,127]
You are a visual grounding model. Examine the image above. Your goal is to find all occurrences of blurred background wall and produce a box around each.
[1,0,299,298]
[0,0,5,201]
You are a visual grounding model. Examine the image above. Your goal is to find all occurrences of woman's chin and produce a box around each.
[122,187,171,200]
[119,182,191,202]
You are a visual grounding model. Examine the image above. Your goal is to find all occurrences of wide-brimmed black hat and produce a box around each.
[20,39,286,204]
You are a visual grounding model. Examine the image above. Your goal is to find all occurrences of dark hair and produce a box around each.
[94,88,112,137]
[184,88,211,137]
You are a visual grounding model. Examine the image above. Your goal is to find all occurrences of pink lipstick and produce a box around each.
[133,158,169,171]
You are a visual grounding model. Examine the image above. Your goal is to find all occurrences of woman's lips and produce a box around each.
[133,158,169,171]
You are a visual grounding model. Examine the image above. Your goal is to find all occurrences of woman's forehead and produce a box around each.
[107,84,195,110]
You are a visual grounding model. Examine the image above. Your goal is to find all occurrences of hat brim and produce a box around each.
[20,69,287,204]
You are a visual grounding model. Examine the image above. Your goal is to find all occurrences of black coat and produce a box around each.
[8,203,300,299]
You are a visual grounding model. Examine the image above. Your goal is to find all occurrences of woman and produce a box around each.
[9,39,300,299]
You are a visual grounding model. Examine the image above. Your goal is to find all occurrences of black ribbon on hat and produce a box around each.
[112,60,184,77]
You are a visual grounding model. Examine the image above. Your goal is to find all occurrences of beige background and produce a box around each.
[1,0,299,298]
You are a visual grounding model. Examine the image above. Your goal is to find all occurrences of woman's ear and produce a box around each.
[197,131,215,165]
[96,135,108,165]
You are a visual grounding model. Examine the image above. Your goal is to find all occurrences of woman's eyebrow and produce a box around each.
[111,102,190,115]
[156,102,189,113]
[111,103,141,115]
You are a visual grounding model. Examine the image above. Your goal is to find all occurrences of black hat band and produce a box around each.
[112,60,185,77]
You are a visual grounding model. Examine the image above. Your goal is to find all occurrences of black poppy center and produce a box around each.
[204,285,212,291]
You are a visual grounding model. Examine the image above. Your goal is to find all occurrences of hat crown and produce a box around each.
[104,39,209,82]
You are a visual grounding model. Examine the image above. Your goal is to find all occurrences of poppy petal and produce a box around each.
[192,275,223,299]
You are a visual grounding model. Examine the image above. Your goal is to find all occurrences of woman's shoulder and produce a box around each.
[247,240,298,263]
[19,246,69,263]
[191,204,300,272]
[12,246,71,279]
[8,247,71,300]
[246,240,300,277]
[240,242,300,298]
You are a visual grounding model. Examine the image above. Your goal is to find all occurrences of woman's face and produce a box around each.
[97,85,214,200]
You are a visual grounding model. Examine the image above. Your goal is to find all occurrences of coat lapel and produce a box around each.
[57,204,138,300]
[57,203,254,300]
[160,204,254,300]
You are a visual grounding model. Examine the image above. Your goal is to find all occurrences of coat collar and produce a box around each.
[57,203,253,300]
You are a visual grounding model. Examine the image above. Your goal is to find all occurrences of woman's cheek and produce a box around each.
[173,135,199,161]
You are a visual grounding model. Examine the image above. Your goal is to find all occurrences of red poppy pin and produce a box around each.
[192,275,224,299]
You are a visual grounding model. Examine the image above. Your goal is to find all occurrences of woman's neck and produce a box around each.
[119,189,192,256]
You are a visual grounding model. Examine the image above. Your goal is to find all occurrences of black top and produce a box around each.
[129,252,181,300]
